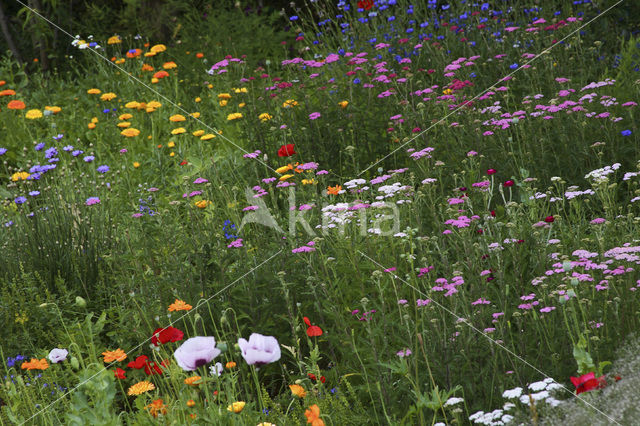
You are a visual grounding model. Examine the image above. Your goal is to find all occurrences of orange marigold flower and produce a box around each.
[87,88,101,95]
[121,128,140,137]
[186,399,196,407]
[147,101,162,109]
[200,134,215,141]
[168,299,192,311]
[119,113,133,120]
[126,49,142,58]
[184,376,202,386]
[0,89,16,96]
[127,380,155,396]
[196,53,204,58]
[0,80,6,86]
[227,401,245,413]
[162,61,177,70]
[100,92,117,101]
[141,63,154,72]
[225,361,237,369]
[7,100,25,110]
[153,70,169,79]
[88,122,96,129]
[102,348,127,363]
[169,114,186,122]
[145,398,167,417]
[150,44,166,53]
[327,185,343,195]
[21,358,49,371]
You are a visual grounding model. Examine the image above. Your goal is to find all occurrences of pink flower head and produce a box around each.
[193,177,208,184]
[173,336,221,371]
[238,333,281,367]
[309,112,321,120]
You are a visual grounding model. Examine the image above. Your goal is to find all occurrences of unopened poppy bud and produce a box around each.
[70,356,80,370]
[75,296,86,308]
[217,342,228,353]
[562,261,573,272]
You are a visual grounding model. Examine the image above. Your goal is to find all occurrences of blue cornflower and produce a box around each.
[72,150,83,157]
[35,142,45,151]
[621,130,632,136]
[102,109,110,114]
[63,145,74,151]
[509,63,519,70]
[53,134,63,140]
[289,15,298,21]
[0,147,6,155]
[45,147,58,159]
[97,165,110,173]
[29,191,40,196]
[14,196,27,204]
[353,78,361,84]
[84,155,95,163]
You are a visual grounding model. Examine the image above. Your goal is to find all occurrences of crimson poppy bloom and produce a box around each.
[278,144,296,157]
[114,367,126,379]
[144,360,167,376]
[303,317,323,337]
[357,0,373,10]
[544,216,554,223]
[570,372,606,394]
[151,326,184,346]
[127,355,149,369]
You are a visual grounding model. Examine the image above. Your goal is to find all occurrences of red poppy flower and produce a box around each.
[114,367,126,379]
[357,0,373,10]
[180,160,188,166]
[144,361,165,376]
[151,326,184,346]
[308,373,316,381]
[303,317,323,337]
[570,372,606,394]
[127,355,149,369]
[278,143,296,157]
[320,375,326,383]
[544,215,554,223]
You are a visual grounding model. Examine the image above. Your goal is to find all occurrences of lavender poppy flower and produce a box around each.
[48,348,68,363]
[237,333,281,367]
[174,336,221,371]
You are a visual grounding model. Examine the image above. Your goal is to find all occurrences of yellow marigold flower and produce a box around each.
[190,112,200,118]
[227,113,242,121]
[127,380,155,396]
[117,122,131,128]
[259,113,272,122]
[171,127,186,135]
[115,58,125,64]
[11,171,30,181]
[145,398,167,418]
[194,200,211,209]
[168,141,175,148]
[45,105,61,114]
[21,358,49,371]
[442,88,453,95]
[186,399,196,407]
[238,102,246,108]
[192,130,205,137]
[100,92,117,101]
[195,97,201,103]
[226,361,237,369]
[168,299,192,311]
[137,102,147,110]
[151,77,159,84]
[25,109,43,119]
[88,122,96,129]
[289,384,306,398]
[200,134,215,141]
[119,113,133,120]
[218,93,231,100]
[141,63,154,72]
[257,423,276,426]
[162,61,177,69]
[133,162,140,168]
[145,52,157,58]
[107,35,122,45]
[338,100,349,108]
[146,106,157,113]
[91,117,98,123]
[125,101,140,109]
[302,179,316,185]
[276,164,293,174]
[227,402,245,414]
[283,99,298,108]
[170,152,175,157]
[219,100,228,107]
[150,44,166,53]
[102,348,127,363]
[147,101,162,109]
[87,88,101,94]
[170,114,186,122]
[184,376,202,386]
[279,174,294,181]
[121,128,140,137]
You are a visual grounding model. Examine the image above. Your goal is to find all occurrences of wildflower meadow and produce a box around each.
[2,0,640,424]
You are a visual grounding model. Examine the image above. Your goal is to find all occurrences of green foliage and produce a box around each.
[65,366,119,426]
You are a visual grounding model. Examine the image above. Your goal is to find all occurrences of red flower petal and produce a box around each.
[303,317,311,326]
[306,325,323,337]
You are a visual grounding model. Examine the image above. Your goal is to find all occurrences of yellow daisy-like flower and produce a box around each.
[218,93,231,100]
[121,128,140,137]
[226,361,237,369]
[167,141,175,148]
[91,117,99,123]
[258,113,272,122]
[45,105,61,114]
[102,348,127,363]
[276,164,293,174]
[233,87,248,93]
[238,102,246,108]
[194,200,211,209]
[117,122,131,128]
[162,61,177,70]
[442,88,453,95]
[119,113,133,120]
[257,423,276,426]
[279,174,294,181]
[127,380,155,396]
[150,44,166,53]
[283,99,298,108]
[168,299,192,311]
[219,100,228,107]
[125,101,140,109]
[107,35,122,45]
[145,398,167,418]
[169,152,175,157]
[87,88,101,94]
[227,113,242,121]
[200,134,215,141]
[133,162,141,168]
[289,384,306,398]
[195,97,201,103]
[227,401,245,413]
[192,130,205,137]
[147,101,162,109]
[338,100,349,108]
[184,376,202,386]
[171,127,186,135]
[190,112,200,118]
[302,179,316,185]
[146,106,157,113]
[11,171,30,181]
[88,122,96,129]
[100,92,117,101]
[169,114,186,122]
[25,109,43,119]
[145,52,157,58]
[115,58,125,65]
[151,77,159,84]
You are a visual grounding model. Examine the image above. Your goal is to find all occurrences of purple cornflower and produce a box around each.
[97,165,110,173]
[72,150,83,157]
[0,148,7,156]
[14,196,27,204]
[45,147,58,159]
[85,197,100,206]
[63,145,74,152]
[83,155,95,163]
[35,142,45,151]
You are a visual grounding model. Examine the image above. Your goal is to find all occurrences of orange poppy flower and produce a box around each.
[0,89,15,96]
[327,185,343,195]
[21,358,49,371]
[7,100,25,110]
